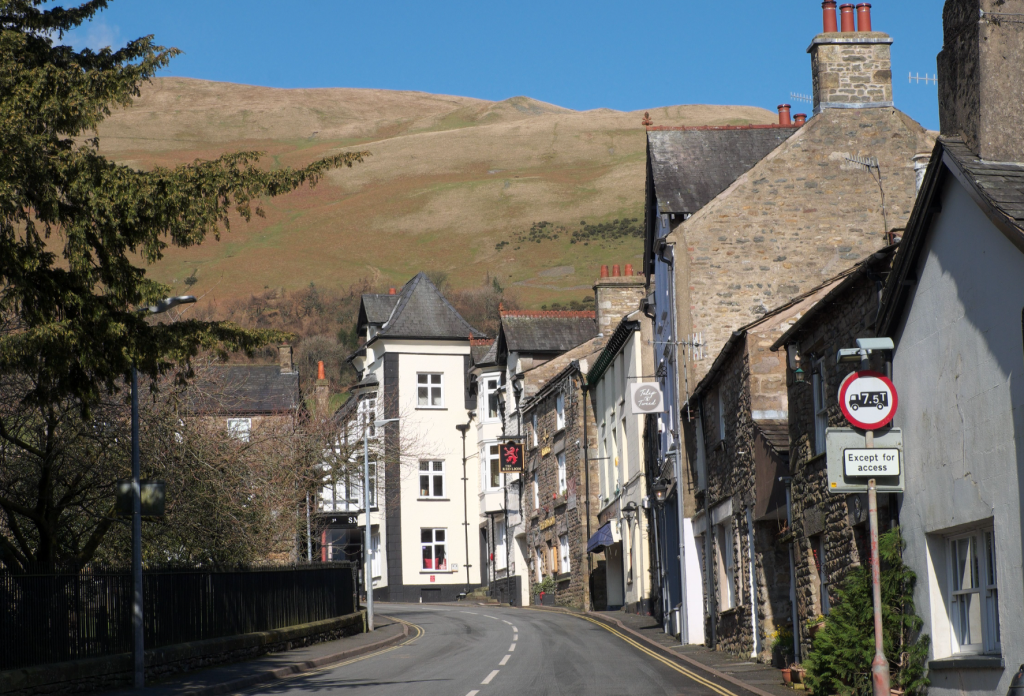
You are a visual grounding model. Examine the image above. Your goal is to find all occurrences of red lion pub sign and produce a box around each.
[499,442,525,474]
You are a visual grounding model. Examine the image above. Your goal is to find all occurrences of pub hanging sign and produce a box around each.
[499,441,525,473]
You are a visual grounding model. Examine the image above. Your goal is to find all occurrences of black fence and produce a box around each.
[0,562,356,671]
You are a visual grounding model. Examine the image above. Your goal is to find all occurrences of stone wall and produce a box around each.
[0,612,365,696]
[780,263,894,657]
[594,275,646,334]
[809,33,893,111]
[522,367,601,610]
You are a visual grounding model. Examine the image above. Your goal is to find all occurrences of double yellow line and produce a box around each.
[576,615,739,696]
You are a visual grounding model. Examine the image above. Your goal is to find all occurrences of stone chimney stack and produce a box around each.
[315,360,329,416]
[937,0,1024,162]
[278,344,293,374]
[593,263,646,333]
[808,2,893,115]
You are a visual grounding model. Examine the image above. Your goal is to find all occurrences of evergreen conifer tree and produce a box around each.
[804,527,929,696]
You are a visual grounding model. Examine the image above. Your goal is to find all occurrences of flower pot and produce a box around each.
[792,667,807,684]
[781,668,792,686]
[890,690,904,696]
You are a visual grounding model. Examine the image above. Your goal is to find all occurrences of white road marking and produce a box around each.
[500,655,510,666]
[482,670,500,685]
[461,611,478,615]
[502,620,512,625]
[509,643,516,651]
[484,615,498,620]
[513,626,518,632]
[466,691,479,696]
[512,633,518,640]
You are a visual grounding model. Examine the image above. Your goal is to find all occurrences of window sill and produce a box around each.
[719,607,738,616]
[417,497,451,502]
[420,569,454,574]
[416,406,447,411]
[928,655,1004,671]
[556,573,571,583]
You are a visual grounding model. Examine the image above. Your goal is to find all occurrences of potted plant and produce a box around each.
[791,663,807,684]
[780,667,792,686]
[530,576,555,605]
[806,614,827,640]
[769,625,794,669]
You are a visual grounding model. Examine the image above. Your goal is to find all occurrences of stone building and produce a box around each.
[768,247,899,660]
[686,277,847,660]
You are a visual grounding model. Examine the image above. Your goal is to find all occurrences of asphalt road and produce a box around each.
[246,603,744,696]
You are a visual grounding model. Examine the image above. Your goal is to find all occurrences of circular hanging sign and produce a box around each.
[838,370,898,430]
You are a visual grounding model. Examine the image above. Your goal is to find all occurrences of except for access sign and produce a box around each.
[843,448,900,477]
[838,370,898,430]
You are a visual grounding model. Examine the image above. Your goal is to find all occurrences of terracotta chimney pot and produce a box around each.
[839,3,855,32]
[794,113,807,126]
[821,0,838,32]
[624,263,634,276]
[388,287,396,295]
[600,264,609,278]
[777,104,792,126]
[317,360,326,380]
[612,264,621,277]
[856,3,871,32]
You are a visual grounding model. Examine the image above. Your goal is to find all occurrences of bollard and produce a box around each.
[1008,664,1024,695]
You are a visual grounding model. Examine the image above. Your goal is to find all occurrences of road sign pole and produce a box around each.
[867,474,890,696]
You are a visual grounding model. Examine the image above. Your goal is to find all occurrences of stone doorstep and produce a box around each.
[521,606,785,696]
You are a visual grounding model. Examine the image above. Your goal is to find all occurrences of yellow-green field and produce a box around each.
[96,77,776,309]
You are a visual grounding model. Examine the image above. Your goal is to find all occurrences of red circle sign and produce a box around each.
[838,370,898,430]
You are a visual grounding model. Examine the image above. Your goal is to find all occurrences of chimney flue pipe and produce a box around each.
[794,113,807,126]
[839,3,855,32]
[778,104,792,126]
[624,263,634,276]
[600,264,609,278]
[856,3,872,31]
[822,1,838,32]
[612,264,621,277]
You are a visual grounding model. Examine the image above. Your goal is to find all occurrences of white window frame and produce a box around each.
[532,471,539,510]
[555,394,565,431]
[717,389,726,442]
[531,414,539,447]
[535,547,544,582]
[417,373,444,408]
[483,445,503,491]
[370,530,381,580]
[226,417,251,442]
[419,460,446,499]
[946,528,1000,655]
[420,528,447,571]
[559,534,571,574]
[715,519,736,611]
[495,519,507,570]
[358,397,378,437]
[557,452,567,496]
[482,375,501,421]
[812,360,827,455]
[812,534,831,615]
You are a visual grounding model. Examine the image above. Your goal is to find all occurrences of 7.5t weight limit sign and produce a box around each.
[838,370,898,430]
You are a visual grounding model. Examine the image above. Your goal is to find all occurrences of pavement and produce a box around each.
[101,603,795,696]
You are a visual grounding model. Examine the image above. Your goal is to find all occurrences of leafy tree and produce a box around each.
[804,527,929,696]
[0,0,368,414]
[0,0,368,570]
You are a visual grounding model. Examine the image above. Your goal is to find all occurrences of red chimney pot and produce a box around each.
[794,113,807,126]
[600,264,609,278]
[821,1,838,32]
[389,287,396,295]
[317,361,326,380]
[839,3,855,31]
[612,264,621,277]
[856,3,872,31]
[777,104,792,126]
[624,263,634,276]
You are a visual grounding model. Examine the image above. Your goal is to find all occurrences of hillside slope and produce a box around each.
[96,78,777,309]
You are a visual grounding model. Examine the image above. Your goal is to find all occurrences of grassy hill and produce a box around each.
[96,78,777,310]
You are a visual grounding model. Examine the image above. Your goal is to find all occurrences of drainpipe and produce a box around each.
[780,476,801,664]
[578,367,595,610]
[746,508,760,658]
[699,401,716,649]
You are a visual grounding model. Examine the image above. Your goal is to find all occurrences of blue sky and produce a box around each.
[65,0,945,130]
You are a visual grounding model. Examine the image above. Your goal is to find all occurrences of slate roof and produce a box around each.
[497,310,598,355]
[646,125,799,215]
[470,339,498,367]
[879,137,1024,335]
[357,294,399,330]
[521,335,607,402]
[755,420,790,454]
[373,273,486,341]
[188,366,300,415]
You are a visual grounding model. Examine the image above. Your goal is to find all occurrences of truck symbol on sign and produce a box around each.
[848,391,889,411]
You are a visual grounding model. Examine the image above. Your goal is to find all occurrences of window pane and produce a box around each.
[957,593,984,648]
[986,531,996,586]
[431,374,441,385]
[489,392,499,418]
[490,458,500,488]
[420,475,430,497]
[433,461,443,472]
[418,387,428,405]
[435,529,445,542]
[420,462,429,471]
[433,475,443,497]
[423,545,433,569]
[436,543,446,569]
[418,374,428,385]
[421,529,432,543]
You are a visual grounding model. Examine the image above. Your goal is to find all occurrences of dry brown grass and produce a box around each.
[96,78,775,309]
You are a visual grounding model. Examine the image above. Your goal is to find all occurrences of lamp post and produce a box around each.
[365,417,398,632]
[132,295,195,688]
[456,414,475,590]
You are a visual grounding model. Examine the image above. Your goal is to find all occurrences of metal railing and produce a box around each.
[0,562,356,671]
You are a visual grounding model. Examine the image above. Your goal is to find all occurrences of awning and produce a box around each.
[586,522,619,553]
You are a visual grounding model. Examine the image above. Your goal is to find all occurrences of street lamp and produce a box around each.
[365,416,397,632]
[651,480,670,506]
[456,414,476,591]
[131,295,195,688]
